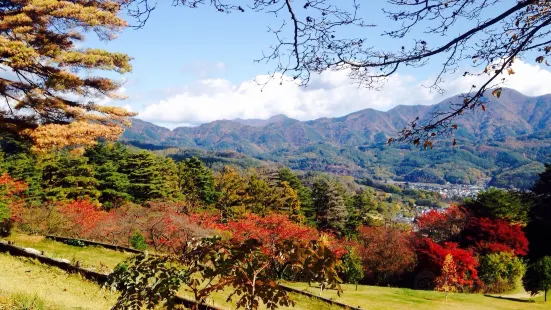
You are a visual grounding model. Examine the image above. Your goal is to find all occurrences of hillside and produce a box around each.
[122,89,551,188]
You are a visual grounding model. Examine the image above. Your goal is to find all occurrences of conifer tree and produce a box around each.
[278,167,314,223]
[313,179,348,235]
[0,0,135,150]
[40,153,100,202]
[214,166,249,221]
[123,151,165,202]
[157,157,182,201]
[177,157,217,205]
[97,161,131,209]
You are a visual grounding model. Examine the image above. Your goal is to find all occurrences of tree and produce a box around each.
[435,254,459,301]
[524,256,551,302]
[461,217,529,256]
[357,226,416,285]
[122,0,551,144]
[40,153,100,203]
[0,0,135,150]
[341,247,364,290]
[0,173,27,237]
[416,205,467,243]
[415,238,480,291]
[463,188,530,224]
[178,157,218,206]
[479,252,526,294]
[122,151,166,202]
[278,168,313,222]
[214,166,249,221]
[96,161,131,209]
[313,179,348,235]
[525,164,551,261]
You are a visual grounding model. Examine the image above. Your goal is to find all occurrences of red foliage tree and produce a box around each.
[0,173,27,223]
[356,226,417,285]
[58,200,108,238]
[461,217,528,256]
[415,237,480,290]
[416,205,467,242]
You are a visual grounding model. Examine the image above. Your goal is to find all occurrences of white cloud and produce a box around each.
[137,60,551,126]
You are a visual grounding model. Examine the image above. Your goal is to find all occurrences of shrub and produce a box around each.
[478,252,526,293]
[129,231,148,251]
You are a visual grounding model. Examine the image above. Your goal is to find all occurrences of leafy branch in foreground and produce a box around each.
[108,235,343,310]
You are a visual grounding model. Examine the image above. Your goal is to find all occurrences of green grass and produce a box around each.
[283,282,551,310]
[178,286,343,310]
[0,253,118,309]
[6,233,132,270]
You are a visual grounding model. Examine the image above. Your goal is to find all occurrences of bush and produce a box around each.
[0,218,13,237]
[129,231,148,251]
[64,239,85,247]
[478,252,526,293]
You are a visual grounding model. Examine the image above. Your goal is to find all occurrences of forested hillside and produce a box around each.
[122,89,551,188]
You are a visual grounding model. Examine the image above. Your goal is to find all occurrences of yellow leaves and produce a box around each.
[536,56,545,63]
[507,68,515,75]
[25,121,125,152]
[492,88,502,98]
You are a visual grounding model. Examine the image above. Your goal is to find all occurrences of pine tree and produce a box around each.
[279,182,303,223]
[0,0,135,150]
[178,157,217,205]
[123,151,165,202]
[39,153,100,203]
[157,157,182,201]
[97,161,131,209]
[215,166,249,221]
[278,167,314,222]
[313,179,348,235]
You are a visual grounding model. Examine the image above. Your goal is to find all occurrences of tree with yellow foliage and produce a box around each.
[435,253,459,301]
[1,0,135,151]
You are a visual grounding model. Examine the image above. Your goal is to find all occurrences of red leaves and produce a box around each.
[416,205,467,243]
[356,226,417,284]
[415,237,480,289]
[59,200,107,238]
[461,217,528,256]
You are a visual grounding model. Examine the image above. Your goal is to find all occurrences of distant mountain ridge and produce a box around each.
[122,89,551,188]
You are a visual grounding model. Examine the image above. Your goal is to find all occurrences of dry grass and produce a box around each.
[6,233,131,270]
[0,253,118,309]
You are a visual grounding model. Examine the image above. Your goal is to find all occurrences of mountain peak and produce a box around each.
[232,114,292,127]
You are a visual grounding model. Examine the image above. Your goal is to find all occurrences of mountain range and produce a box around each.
[121,88,551,189]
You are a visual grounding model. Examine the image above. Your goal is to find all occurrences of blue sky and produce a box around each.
[86,1,551,128]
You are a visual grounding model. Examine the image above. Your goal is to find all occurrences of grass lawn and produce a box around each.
[5,233,132,270]
[178,286,343,310]
[0,253,118,309]
[283,282,551,310]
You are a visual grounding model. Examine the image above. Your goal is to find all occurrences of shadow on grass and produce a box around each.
[483,294,535,303]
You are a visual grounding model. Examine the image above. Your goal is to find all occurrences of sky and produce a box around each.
[85,1,551,129]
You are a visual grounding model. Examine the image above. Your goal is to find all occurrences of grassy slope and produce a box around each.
[0,253,118,309]
[284,282,550,310]
[6,234,132,270]
[3,234,550,310]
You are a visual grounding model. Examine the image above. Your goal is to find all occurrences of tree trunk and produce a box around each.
[356,283,358,291]
[545,289,547,302]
